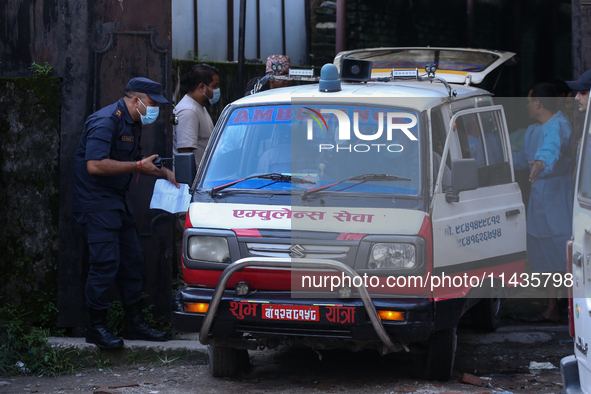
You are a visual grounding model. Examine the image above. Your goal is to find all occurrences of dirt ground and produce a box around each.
[0,298,574,394]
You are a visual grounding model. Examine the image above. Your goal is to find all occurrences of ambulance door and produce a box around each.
[431,106,526,282]
[572,104,591,389]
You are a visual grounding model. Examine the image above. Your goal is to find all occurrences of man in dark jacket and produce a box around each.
[73,77,179,348]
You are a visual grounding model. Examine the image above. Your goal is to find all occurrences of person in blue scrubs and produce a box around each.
[513,83,573,323]
[73,78,179,348]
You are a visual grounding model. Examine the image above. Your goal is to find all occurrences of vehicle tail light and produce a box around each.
[184,302,209,314]
[567,239,574,337]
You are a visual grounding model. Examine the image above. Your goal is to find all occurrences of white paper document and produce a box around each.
[150,179,191,214]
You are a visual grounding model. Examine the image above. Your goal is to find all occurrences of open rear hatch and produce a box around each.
[334,47,517,85]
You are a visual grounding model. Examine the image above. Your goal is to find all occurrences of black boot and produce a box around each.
[86,308,124,349]
[121,301,167,341]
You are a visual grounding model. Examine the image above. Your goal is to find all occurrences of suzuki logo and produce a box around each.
[290,244,307,258]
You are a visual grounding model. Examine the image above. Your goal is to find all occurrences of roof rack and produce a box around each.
[374,64,457,98]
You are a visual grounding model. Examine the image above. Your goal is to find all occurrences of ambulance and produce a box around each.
[561,98,591,393]
[172,48,526,381]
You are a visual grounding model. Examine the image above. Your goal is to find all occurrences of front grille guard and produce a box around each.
[198,257,400,353]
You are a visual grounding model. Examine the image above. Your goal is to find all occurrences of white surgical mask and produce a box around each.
[137,98,160,124]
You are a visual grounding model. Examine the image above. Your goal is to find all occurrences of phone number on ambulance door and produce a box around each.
[457,228,501,247]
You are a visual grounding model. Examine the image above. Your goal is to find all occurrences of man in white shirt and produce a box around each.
[173,64,220,169]
[173,64,220,283]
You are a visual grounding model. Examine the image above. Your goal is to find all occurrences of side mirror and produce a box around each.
[175,153,196,185]
[446,159,478,203]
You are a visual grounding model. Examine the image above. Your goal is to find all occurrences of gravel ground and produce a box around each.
[0,298,573,394]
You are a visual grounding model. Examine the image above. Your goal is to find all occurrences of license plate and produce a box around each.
[262,304,320,322]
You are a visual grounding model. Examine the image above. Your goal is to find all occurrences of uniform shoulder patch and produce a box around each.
[109,108,124,123]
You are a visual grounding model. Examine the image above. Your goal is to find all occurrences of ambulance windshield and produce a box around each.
[201,104,421,196]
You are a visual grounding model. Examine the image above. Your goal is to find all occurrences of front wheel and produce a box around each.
[470,279,503,332]
[470,297,501,332]
[208,344,238,377]
[423,328,457,381]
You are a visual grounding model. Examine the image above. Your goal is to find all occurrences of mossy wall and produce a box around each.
[0,77,61,317]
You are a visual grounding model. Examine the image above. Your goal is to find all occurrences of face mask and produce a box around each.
[206,86,221,105]
[137,98,160,125]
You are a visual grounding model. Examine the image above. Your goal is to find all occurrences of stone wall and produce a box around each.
[0,77,61,314]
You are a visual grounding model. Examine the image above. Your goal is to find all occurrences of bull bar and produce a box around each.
[198,257,401,353]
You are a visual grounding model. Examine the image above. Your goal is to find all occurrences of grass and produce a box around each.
[0,301,81,376]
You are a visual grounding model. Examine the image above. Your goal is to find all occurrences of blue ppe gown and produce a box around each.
[512,111,573,272]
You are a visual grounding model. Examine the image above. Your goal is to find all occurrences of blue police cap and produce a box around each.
[566,70,591,92]
[126,77,169,104]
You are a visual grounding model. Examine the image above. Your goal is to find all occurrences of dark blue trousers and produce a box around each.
[75,210,144,310]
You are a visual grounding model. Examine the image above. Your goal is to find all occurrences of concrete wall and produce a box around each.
[0,77,61,312]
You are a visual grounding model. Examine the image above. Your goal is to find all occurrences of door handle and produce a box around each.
[505,209,520,217]
[573,252,582,267]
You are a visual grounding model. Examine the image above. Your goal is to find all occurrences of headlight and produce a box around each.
[187,236,231,263]
[367,243,416,269]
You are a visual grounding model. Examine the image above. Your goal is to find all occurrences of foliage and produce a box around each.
[0,300,80,377]
[106,297,172,337]
[94,357,112,369]
[106,301,126,335]
[188,50,208,62]
[37,292,59,328]
[29,62,53,77]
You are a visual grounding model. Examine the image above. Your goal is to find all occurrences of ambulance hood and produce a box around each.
[188,202,426,235]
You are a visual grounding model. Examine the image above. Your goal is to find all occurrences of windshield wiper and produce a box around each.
[300,173,411,200]
[210,173,315,197]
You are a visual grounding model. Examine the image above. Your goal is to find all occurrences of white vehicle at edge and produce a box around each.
[172,48,527,381]
[561,98,591,394]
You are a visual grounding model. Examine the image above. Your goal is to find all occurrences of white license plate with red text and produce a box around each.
[262,304,320,322]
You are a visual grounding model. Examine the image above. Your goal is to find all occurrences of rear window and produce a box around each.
[352,49,499,73]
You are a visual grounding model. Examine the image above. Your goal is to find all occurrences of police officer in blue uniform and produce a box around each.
[73,77,179,348]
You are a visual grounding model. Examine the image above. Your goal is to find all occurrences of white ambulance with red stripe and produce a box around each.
[561,95,591,394]
[173,48,525,381]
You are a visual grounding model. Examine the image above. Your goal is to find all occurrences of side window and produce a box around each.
[456,114,487,167]
[431,109,446,157]
[456,111,511,187]
[480,112,505,166]
[431,108,452,192]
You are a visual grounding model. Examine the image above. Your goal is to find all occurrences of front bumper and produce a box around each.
[173,257,439,352]
[173,286,433,343]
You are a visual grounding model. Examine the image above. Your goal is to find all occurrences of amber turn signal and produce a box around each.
[377,310,405,322]
[184,302,209,314]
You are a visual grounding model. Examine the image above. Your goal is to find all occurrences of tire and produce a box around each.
[470,280,503,332]
[423,328,457,381]
[208,344,238,377]
[470,296,501,332]
[237,348,250,372]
